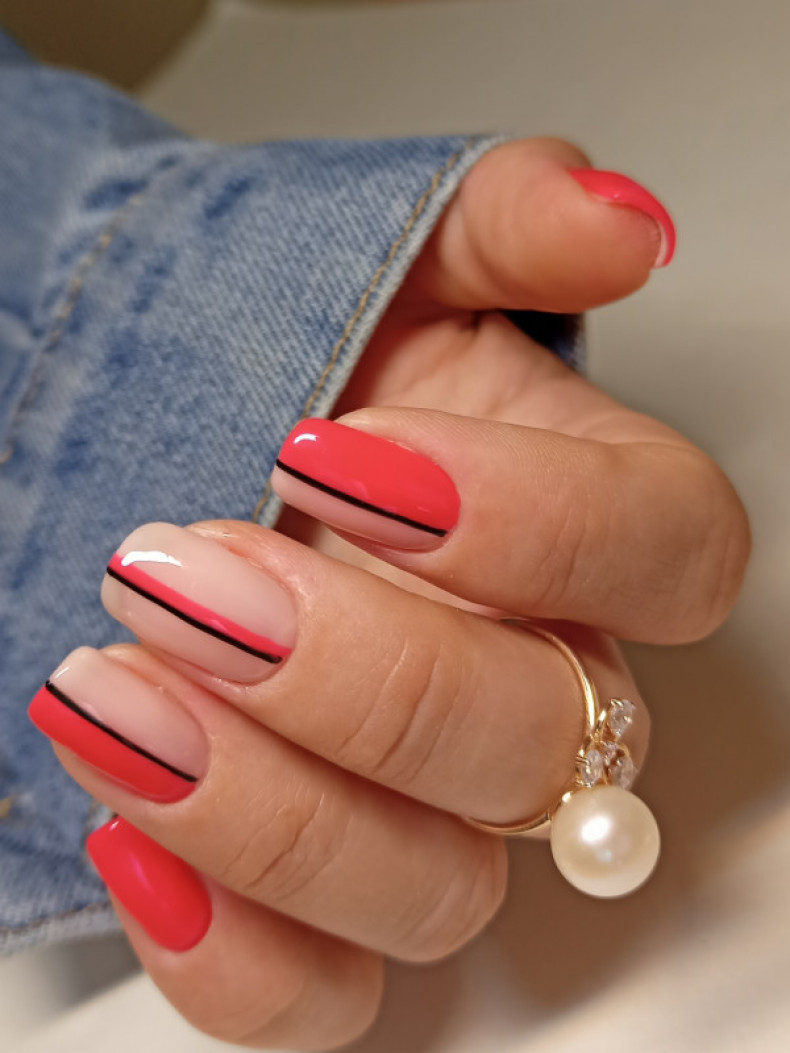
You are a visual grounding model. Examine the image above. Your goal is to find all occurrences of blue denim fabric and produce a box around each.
[0,32,582,953]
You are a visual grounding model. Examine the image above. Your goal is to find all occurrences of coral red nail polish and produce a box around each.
[87,818,212,952]
[570,169,677,267]
[272,418,460,551]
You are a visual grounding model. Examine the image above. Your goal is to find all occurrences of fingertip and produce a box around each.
[409,138,673,312]
[121,882,386,1051]
[569,169,677,268]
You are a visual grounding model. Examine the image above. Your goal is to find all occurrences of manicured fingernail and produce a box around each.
[569,169,676,267]
[101,523,296,684]
[87,818,212,952]
[272,419,460,551]
[29,648,207,803]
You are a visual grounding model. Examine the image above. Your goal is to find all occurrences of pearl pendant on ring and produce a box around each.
[549,699,661,898]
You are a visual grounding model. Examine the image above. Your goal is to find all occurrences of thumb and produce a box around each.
[404,137,676,313]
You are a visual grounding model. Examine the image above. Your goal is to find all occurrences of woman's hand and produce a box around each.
[30,138,749,1050]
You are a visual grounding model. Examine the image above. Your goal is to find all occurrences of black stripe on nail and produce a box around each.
[44,680,198,783]
[105,566,283,664]
[274,460,448,537]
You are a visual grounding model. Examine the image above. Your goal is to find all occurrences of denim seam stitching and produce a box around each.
[4,192,145,438]
[252,137,477,523]
[0,161,185,464]
[43,195,146,355]
[299,141,474,418]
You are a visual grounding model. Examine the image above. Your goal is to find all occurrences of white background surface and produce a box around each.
[3,1,789,1050]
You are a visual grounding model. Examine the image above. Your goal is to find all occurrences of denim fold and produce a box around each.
[0,31,582,953]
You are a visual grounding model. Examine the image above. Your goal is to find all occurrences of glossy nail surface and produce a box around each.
[569,169,677,267]
[102,523,296,683]
[88,818,212,952]
[29,647,206,802]
[272,418,460,550]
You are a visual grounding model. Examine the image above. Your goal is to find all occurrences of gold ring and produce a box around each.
[464,621,661,898]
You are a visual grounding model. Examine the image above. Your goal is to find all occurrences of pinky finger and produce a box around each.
[89,819,383,1051]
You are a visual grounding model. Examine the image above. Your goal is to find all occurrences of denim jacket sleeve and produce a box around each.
[0,30,582,953]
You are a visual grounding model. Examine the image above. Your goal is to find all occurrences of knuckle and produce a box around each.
[525,443,752,642]
[338,627,467,790]
[219,785,347,906]
[525,469,594,615]
[638,450,751,643]
[393,837,508,963]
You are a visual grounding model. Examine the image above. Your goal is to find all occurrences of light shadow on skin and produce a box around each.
[346,956,462,1053]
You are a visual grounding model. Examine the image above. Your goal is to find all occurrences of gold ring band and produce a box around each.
[464,623,600,836]
[463,621,661,898]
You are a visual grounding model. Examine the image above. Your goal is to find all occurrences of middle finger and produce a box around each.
[271,394,747,645]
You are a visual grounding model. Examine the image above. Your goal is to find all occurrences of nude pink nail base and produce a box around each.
[29,647,207,803]
[101,523,298,684]
[41,679,197,782]
[106,553,287,665]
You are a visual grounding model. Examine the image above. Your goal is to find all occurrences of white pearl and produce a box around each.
[550,785,660,898]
